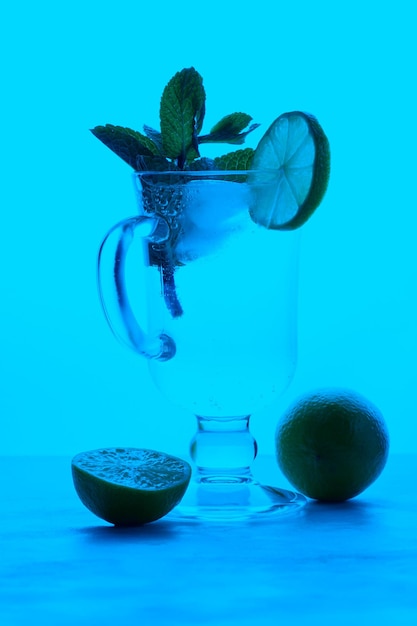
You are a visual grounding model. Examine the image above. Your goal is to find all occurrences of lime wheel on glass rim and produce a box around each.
[250,111,330,230]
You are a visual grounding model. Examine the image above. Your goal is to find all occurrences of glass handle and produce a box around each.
[97,215,176,361]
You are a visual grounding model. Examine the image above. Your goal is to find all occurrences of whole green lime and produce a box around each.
[275,389,389,502]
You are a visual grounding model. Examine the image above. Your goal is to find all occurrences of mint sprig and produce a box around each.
[91,67,259,171]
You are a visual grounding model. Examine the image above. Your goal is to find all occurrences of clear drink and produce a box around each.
[144,178,300,416]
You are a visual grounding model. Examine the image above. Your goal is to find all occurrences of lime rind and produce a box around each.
[250,111,330,230]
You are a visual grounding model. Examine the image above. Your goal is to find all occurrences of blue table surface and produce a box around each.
[1,453,416,625]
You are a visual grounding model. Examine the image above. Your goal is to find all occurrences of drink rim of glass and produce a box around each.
[134,169,278,177]
[133,168,279,184]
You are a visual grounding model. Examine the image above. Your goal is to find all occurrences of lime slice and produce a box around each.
[250,111,330,230]
[71,447,191,526]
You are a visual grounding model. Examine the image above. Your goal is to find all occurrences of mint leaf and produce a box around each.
[90,124,159,168]
[210,113,253,136]
[159,67,206,168]
[143,125,163,154]
[214,148,255,170]
[199,113,260,145]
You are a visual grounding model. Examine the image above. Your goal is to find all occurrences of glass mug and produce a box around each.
[98,170,305,520]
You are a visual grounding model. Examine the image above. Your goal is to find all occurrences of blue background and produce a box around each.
[1,1,416,456]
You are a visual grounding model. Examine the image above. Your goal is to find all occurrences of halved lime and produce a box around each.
[250,111,330,230]
[71,447,191,526]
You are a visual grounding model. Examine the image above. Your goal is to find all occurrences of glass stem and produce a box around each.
[190,416,258,484]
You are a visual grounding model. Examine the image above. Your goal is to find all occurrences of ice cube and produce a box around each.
[175,180,253,262]
[182,180,252,230]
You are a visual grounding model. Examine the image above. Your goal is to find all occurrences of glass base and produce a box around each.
[168,475,306,522]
